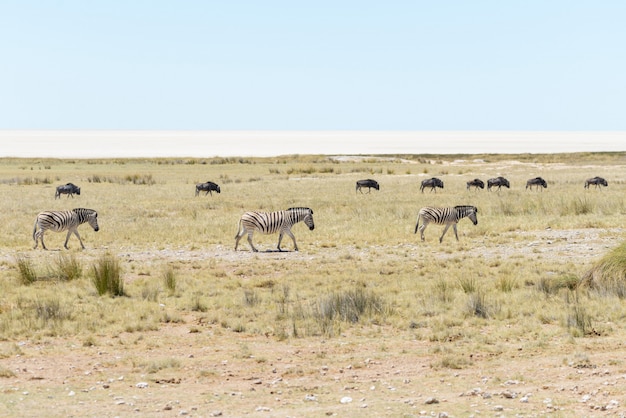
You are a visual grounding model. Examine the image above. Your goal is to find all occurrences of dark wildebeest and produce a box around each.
[584,176,608,189]
[526,177,547,191]
[466,178,485,191]
[356,179,380,194]
[195,181,221,196]
[487,177,510,191]
[420,177,444,193]
[55,183,81,199]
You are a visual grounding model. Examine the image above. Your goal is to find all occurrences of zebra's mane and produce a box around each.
[72,208,97,215]
[454,205,477,212]
[287,207,312,213]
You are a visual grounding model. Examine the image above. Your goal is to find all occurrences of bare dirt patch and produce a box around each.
[2,228,626,417]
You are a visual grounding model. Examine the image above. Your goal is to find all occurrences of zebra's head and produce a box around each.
[468,206,478,225]
[456,205,478,225]
[302,208,315,230]
[74,208,99,232]
[289,207,315,230]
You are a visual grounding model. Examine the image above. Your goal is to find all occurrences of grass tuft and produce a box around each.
[91,253,125,297]
[14,255,38,285]
[580,241,626,298]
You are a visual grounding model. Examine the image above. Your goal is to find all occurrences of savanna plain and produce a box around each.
[1,152,626,417]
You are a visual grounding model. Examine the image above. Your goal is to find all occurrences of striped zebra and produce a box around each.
[33,208,99,250]
[414,205,478,243]
[235,207,315,252]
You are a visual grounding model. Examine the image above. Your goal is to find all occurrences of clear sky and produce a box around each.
[1,1,625,130]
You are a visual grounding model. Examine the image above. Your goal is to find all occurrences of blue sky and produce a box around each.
[1,1,625,130]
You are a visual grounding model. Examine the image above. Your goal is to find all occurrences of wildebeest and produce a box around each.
[526,177,547,190]
[466,178,485,191]
[584,176,608,189]
[55,183,81,199]
[420,177,444,193]
[487,177,510,191]
[356,179,380,194]
[195,181,221,196]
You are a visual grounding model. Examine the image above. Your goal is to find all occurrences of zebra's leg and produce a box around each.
[65,228,85,249]
[418,223,428,241]
[39,231,48,250]
[452,224,459,241]
[439,224,453,243]
[33,231,41,249]
[247,232,258,252]
[280,230,298,251]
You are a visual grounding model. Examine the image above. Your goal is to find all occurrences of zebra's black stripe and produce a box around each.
[414,205,478,243]
[33,208,99,250]
[235,207,315,252]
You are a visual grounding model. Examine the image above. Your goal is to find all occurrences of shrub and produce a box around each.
[91,254,125,297]
[580,241,626,298]
[163,267,176,294]
[52,253,82,281]
[14,255,38,285]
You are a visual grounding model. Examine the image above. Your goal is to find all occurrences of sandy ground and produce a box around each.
[1,227,626,417]
[1,130,625,158]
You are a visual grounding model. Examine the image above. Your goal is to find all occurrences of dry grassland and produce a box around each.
[0,153,626,417]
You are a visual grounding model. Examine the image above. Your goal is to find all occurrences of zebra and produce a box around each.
[234,207,315,252]
[356,179,379,194]
[33,208,99,250]
[466,178,485,191]
[195,181,221,196]
[414,205,478,243]
[420,177,444,193]
[487,177,510,191]
[526,177,547,190]
[55,183,81,199]
[584,176,608,189]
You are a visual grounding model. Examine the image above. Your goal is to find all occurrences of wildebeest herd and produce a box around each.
[33,174,610,251]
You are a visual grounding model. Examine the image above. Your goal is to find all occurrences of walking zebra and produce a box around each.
[414,205,478,243]
[33,208,99,250]
[356,179,379,194]
[466,178,485,190]
[526,177,547,190]
[195,181,221,196]
[55,182,81,199]
[584,176,608,189]
[487,177,510,191]
[235,207,315,252]
[420,177,444,193]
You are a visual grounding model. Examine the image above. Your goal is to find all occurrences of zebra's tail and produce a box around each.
[32,218,39,241]
[414,215,420,234]
[234,218,243,239]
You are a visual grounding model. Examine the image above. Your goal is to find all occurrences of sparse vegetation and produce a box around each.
[0,153,625,416]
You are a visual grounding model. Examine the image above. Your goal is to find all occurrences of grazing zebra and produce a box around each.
[356,179,379,194]
[526,177,547,190]
[584,176,608,189]
[420,177,444,193]
[235,207,315,252]
[466,178,485,191]
[414,205,478,243]
[487,177,510,191]
[195,181,221,196]
[33,208,99,250]
[55,183,81,199]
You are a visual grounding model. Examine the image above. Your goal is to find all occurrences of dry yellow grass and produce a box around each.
[0,153,625,416]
